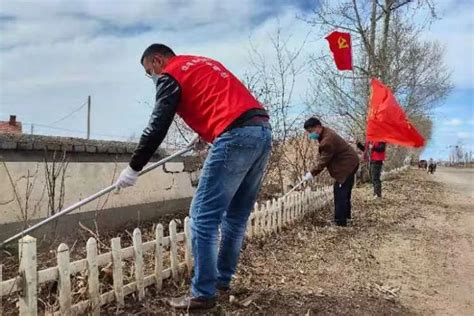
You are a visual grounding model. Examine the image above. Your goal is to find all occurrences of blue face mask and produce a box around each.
[149,68,159,87]
[308,132,320,140]
[149,59,161,87]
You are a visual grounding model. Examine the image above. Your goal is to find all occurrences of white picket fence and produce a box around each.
[0,186,333,315]
[381,165,409,180]
[0,166,409,315]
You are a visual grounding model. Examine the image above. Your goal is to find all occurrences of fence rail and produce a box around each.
[0,166,407,315]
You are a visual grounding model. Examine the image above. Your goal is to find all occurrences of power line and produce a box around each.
[23,122,132,140]
[26,123,86,134]
[49,100,88,125]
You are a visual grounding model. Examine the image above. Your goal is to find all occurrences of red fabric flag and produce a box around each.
[325,31,353,71]
[367,79,425,148]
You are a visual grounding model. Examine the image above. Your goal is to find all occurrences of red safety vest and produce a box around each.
[365,141,386,162]
[162,55,263,143]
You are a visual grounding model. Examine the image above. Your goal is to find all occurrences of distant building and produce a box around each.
[0,115,22,134]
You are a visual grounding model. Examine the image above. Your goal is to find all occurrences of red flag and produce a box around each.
[367,79,425,148]
[325,31,353,71]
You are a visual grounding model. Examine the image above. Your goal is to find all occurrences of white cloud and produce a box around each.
[0,1,315,140]
[1,0,472,144]
[457,131,473,140]
[422,0,474,89]
[445,118,463,126]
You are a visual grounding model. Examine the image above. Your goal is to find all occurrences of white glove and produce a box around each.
[115,166,139,189]
[303,172,314,182]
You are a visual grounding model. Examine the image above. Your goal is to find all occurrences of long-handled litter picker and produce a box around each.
[1,137,198,247]
[282,178,307,199]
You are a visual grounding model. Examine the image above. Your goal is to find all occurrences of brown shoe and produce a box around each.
[166,295,216,311]
[217,285,230,301]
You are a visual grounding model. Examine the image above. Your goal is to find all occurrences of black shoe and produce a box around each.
[335,221,347,227]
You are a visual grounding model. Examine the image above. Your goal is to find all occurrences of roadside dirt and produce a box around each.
[117,168,473,315]
[2,168,472,315]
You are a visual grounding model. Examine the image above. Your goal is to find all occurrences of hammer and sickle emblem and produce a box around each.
[338,36,349,49]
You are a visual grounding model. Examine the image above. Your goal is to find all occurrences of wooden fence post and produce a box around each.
[303,190,308,215]
[19,235,37,316]
[252,203,258,237]
[266,201,272,234]
[269,199,274,232]
[255,203,261,236]
[287,195,292,225]
[272,199,278,232]
[288,194,295,224]
[169,220,179,281]
[282,197,287,227]
[57,243,71,315]
[133,228,145,301]
[298,193,303,219]
[0,264,2,316]
[155,224,164,290]
[296,194,300,218]
[302,191,306,217]
[258,204,264,235]
[277,198,283,232]
[184,217,193,275]
[86,238,100,316]
[296,194,300,219]
[259,203,264,235]
[111,237,124,306]
[247,213,254,239]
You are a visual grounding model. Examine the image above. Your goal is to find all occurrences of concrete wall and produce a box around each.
[0,134,201,241]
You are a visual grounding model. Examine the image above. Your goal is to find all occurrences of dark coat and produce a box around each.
[310,127,360,184]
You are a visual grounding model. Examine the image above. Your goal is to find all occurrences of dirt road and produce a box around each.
[421,167,474,315]
[115,168,473,315]
[434,166,474,198]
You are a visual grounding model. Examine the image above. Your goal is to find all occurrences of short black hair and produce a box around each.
[140,44,176,64]
[304,117,322,130]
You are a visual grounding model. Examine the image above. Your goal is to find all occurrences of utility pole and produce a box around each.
[87,95,91,139]
[30,124,34,135]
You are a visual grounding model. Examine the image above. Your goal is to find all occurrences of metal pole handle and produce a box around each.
[282,179,306,199]
[1,137,198,247]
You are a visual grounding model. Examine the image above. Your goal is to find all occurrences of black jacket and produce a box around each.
[130,75,180,171]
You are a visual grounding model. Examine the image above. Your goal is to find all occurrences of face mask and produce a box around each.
[151,71,159,87]
[308,132,319,140]
[149,58,161,87]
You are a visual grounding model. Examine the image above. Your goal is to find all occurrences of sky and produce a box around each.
[0,0,472,160]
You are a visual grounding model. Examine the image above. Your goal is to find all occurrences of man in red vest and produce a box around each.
[115,44,272,310]
[357,140,386,198]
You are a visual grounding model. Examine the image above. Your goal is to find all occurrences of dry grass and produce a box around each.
[3,168,451,315]
[1,211,189,314]
[109,169,445,315]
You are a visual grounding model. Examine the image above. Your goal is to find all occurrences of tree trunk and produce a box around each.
[369,0,378,76]
[380,0,393,82]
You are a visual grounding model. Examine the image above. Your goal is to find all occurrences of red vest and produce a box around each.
[162,55,263,143]
[365,141,386,162]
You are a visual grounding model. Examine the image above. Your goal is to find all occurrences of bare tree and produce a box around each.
[2,161,45,229]
[43,150,69,218]
[138,100,194,150]
[245,26,312,194]
[305,0,451,166]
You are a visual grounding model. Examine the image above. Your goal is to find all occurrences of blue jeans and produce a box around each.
[189,126,272,299]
